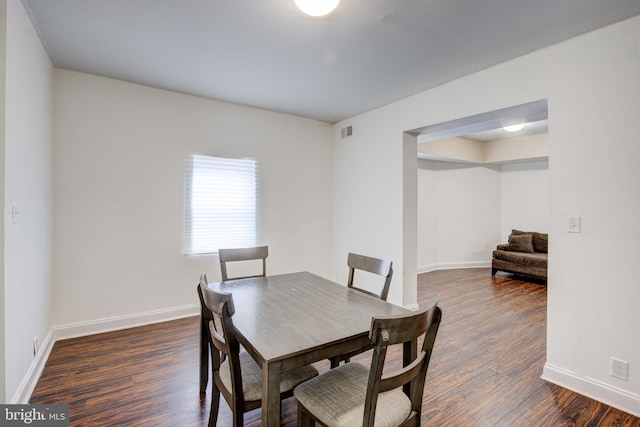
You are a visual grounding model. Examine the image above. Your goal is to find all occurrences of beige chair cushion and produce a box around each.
[219,351,318,402]
[294,362,412,427]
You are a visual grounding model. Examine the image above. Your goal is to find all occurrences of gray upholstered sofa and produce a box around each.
[491,229,548,281]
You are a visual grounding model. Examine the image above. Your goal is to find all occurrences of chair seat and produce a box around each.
[294,362,412,427]
[219,351,318,402]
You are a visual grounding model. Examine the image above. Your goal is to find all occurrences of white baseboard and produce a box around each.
[11,329,56,404]
[52,303,200,341]
[418,261,491,274]
[13,304,200,404]
[417,263,438,274]
[542,363,640,418]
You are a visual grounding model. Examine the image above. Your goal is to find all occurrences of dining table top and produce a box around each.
[208,270,410,364]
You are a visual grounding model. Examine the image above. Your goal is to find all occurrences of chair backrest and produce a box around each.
[218,246,269,281]
[347,252,393,301]
[199,279,245,403]
[197,273,214,323]
[364,297,442,427]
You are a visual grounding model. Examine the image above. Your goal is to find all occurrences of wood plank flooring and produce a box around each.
[30,269,640,426]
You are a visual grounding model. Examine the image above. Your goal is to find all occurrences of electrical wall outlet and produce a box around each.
[610,357,629,381]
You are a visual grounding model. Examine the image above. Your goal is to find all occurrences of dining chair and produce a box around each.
[218,246,269,281]
[295,297,442,427]
[347,252,393,301]
[329,252,394,368]
[199,278,319,427]
[198,273,215,393]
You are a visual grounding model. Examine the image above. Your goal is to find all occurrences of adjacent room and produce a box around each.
[2,0,640,425]
[414,99,550,274]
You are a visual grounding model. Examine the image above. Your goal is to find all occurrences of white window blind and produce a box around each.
[184,155,258,255]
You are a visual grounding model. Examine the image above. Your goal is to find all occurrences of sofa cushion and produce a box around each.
[533,232,548,253]
[493,250,547,269]
[508,234,534,253]
[511,229,548,253]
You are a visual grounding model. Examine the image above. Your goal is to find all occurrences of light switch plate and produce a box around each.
[568,215,581,233]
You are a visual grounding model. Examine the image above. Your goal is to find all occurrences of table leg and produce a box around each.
[262,360,281,427]
[403,339,417,397]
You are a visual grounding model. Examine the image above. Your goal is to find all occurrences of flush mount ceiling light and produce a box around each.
[503,123,526,132]
[295,0,340,16]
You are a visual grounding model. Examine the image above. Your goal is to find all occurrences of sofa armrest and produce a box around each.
[496,243,509,251]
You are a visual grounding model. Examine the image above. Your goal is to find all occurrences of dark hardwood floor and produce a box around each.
[31,268,640,426]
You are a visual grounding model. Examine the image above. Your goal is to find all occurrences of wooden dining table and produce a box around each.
[201,271,411,427]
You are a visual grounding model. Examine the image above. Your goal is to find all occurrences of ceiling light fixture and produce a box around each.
[503,123,526,132]
[295,0,340,17]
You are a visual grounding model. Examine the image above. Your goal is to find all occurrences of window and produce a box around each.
[184,155,258,255]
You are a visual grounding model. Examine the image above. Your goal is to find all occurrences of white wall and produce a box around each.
[417,160,502,272]
[544,16,640,412]
[416,160,437,273]
[402,133,417,307]
[53,70,333,328]
[331,120,405,304]
[3,0,53,402]
[501,159,549,240]
[333,14,640,415]
[435,163,501,269]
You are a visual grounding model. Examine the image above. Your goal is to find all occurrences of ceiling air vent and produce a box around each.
[341,126,353,138]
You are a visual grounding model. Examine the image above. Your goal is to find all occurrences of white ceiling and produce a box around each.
[21,0,640,124]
